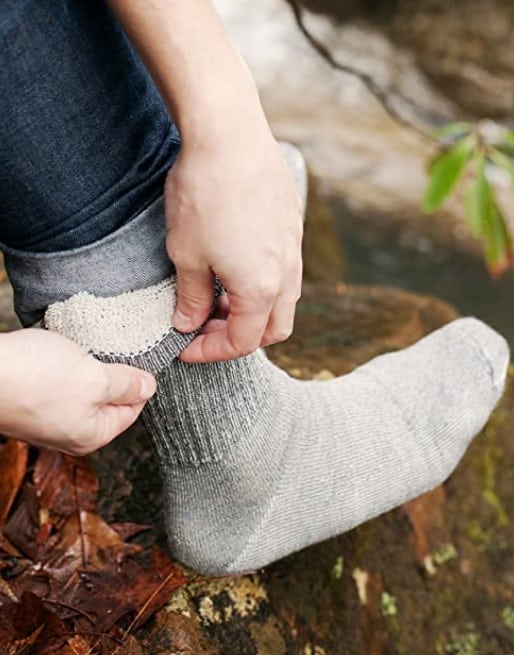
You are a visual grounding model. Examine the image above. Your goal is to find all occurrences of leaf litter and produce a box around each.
[0,440,189,654]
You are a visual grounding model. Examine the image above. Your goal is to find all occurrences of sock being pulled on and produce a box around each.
[44,279,509,575]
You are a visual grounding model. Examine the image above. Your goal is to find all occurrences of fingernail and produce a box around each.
[173,310,194,331]
[139,374,156,400]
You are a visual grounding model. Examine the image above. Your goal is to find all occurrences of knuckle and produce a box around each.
[179,289,210,308]
[252,280,280,303]
[227,333,259,358]
[271,326,293,343]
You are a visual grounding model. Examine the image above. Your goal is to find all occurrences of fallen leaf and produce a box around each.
[0,591,69,654]
[62,549,187,633]
[109,523,151,541]
[0,440,28,527]
[3,485,40,559]
[403,486,448,563]
[34,451,98,520]
[41,511,132,582]
[60,634,92,655]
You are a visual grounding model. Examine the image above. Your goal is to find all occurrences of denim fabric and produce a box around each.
[3,196,173,326]
[0,0,180,252]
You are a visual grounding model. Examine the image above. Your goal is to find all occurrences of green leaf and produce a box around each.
[489,148,514,187]
[423,137,474,213]
[494,142,514,160]
[506,130,514,146]
[464,157,490,237]
[484,200,513,277]
[433,121,472,140]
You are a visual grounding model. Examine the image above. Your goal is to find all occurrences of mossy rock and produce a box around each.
[91,281,514,654]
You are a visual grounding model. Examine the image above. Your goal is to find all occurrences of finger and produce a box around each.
[261,293,297,347]
[200,318,227,335]
[96,401,147,445]
[213,293,230,319]
[101,363,156,405]
[173,266,215,332]
[180,294,272,363]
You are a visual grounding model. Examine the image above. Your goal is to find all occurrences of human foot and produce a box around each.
[45,282,509,575]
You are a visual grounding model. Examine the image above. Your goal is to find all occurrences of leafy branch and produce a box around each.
[283,0,438,142]
[283,0,514,276]
[423,122,514,277]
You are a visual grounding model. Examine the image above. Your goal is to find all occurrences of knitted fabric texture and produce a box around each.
[45,284,509,575]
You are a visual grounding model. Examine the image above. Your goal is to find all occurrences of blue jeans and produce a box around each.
[0,0,180,252]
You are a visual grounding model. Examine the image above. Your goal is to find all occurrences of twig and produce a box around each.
[124,568,179,638]
[42,598,95,625]
[283,0,439,142]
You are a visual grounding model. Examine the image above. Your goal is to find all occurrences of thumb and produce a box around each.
[173,266,215,332]
[102,363,156,405]
[96,401,147,445]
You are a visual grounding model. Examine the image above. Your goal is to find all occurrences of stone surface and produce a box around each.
[3,249,514,653]
[89,278,514,655]
[298,0,514,119]
[215,0,514,253]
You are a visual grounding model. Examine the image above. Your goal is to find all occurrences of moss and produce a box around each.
[501,606,514,630]
[444,625,480,655]
[482,427,509,527]
[331,556,344,580]
[433,543,458,566]
[380,592,397,618]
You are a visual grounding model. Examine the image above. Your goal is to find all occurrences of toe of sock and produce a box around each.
[448,317,510,393]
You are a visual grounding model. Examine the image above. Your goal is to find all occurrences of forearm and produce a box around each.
[106,0,269,144]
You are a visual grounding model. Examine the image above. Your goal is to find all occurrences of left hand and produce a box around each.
[165,128,304,363]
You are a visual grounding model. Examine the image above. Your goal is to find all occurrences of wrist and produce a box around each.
[172,68,269,149]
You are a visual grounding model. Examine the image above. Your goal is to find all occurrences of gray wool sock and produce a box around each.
[45,282,509,575]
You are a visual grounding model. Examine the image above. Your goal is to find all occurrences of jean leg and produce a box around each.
[0,0,180,252]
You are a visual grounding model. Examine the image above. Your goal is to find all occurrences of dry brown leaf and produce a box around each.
[60,634,92,655]
[0,440,28,527]
[0,445,190,654]
[0,591,69,655]
[4,484,40,559]
[34,451,98,520]
[0,533,22,558]
[41,511,130,582]
[109,523,151,542]
[403,486,448,563]
[61,549,187,633]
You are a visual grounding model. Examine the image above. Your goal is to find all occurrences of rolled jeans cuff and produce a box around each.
[1,196,172,326]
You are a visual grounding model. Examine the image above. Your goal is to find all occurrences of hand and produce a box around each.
[165,131,304,363]
[0,329,156,455]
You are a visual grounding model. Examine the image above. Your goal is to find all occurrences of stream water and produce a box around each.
[333,200,514,349]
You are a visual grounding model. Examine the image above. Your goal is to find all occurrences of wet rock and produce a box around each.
[90,280,514,655]
[2,249,513,653]
[216,0,514,262]
[298,0,514,119]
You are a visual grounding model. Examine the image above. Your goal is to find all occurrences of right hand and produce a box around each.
[0,329,156,456]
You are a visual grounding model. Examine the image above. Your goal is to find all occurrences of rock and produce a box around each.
[215,0,514,263]
[90,280,514,655]
[299,0,514,119]
[2,246,513,652]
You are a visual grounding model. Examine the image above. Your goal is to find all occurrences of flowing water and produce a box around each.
[332,199,514,348]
